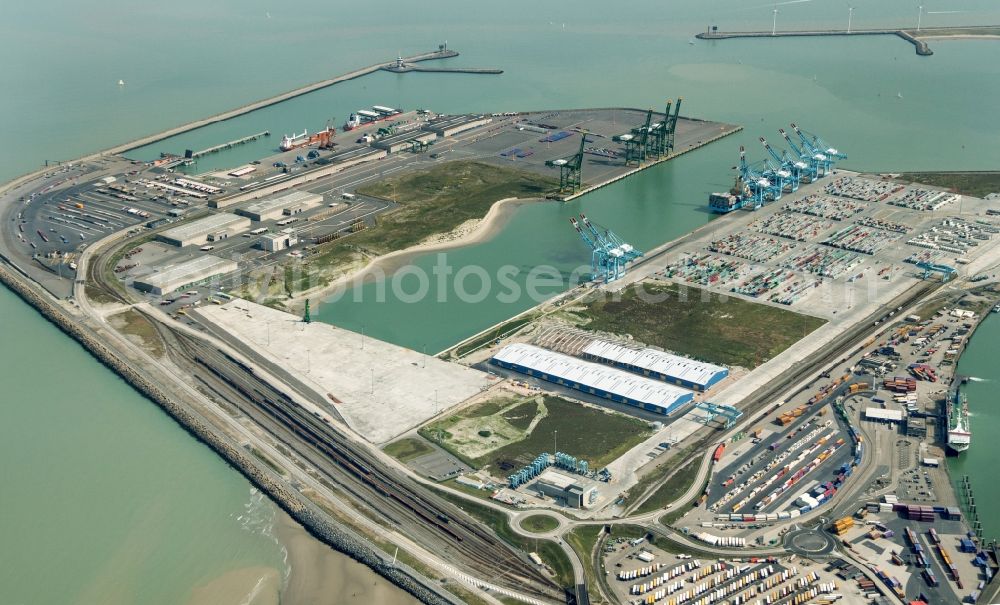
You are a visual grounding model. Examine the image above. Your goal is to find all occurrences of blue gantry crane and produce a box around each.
[779,127,823,182]
[792,123,847,164]
[580,214,643,262]
[738,146,782,209]
[916,261,957,282]
[570,216,641,283]
[694,402,743,429]
[760,136,806,192]
[757,158,792,198]
[790,123,845,177]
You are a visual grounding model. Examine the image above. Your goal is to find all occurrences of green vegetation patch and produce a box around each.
[571,281,826,368]
[633,458,701,515]
[432,488,574,587]
[383,437,435,463]
[565,525,607,604]
[108,309,165,358]
[294,161,557,292]
[895,171,1000,198]
[421,395,651,474]
[519,514,560,534]
[502,400,539,432]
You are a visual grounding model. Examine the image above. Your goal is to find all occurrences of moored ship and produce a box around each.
[279,126,335,151]
[947,384,971,453]
[708,174,750,214]
[343,105,403,131]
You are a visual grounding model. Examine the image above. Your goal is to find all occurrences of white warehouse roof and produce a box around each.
[239,191,322,216]
[864,408,904,422]
[133,255,238,294]
[491,343,693,414]
[582,339,728,390]
[159,213,250,243]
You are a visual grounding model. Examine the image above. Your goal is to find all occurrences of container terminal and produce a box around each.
[3,48,1000,605]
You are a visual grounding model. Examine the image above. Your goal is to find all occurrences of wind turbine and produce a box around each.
[847,6,854,34]
[917,5,923,32]
[772,4,779,36]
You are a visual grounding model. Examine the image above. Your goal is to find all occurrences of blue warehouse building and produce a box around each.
[581,339,728,392]
[490,343,694,416]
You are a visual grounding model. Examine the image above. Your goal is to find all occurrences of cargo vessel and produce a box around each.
[279,126,335,152]
[343,105,403,131]
[947,384,971,453]
[708,175,750,214]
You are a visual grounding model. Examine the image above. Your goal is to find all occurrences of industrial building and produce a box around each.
[422,115,492,137]
[581,339,729,392]
[132,255,238,295]
[258,230,298,252]
[864,408,904,424]
[491,343,694,416]
[157,213,251,247]
[326,146,387,170]
[235,191,322,221]
[533,469,597,509]
[372,131,437,153]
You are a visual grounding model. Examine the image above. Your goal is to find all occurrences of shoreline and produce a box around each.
[275,509,421,605]
[285,195,533,313]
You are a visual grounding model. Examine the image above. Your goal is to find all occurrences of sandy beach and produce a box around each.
[275,509,420,605]
[186,566,281,605]
[181,510,418,605]
[284,195,538,313]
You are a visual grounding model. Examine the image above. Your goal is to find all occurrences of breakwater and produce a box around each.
[696,25,1000,56]
[383,65,503,74]
[0,260,461,605]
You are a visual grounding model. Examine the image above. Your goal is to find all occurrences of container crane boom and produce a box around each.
[790,123,831,176]
[780,128,820,181]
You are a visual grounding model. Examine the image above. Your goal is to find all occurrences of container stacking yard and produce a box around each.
[581,339,729,392]
[491,343,694,416]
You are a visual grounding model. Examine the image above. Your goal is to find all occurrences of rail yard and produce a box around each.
[3,46,1000,605]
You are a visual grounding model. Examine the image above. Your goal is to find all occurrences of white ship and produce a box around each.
[947,386,971,453]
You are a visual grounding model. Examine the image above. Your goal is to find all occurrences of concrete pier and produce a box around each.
[696,25,1000,56]
[188,130,270,158]
[383,65,503,75]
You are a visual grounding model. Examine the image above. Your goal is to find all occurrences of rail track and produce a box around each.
[156,324,561,600]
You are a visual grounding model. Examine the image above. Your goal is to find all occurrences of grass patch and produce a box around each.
[356,160,557,252]
[422,395,651,475]
[633,458,701,515]
[572,281,826,368]
[565,525,606,604]
[607,524,650,542]
[383,437,435,463]
[661,472,711,526]
[479,397,650,471]
[432,488,574,588]
[293,161,557,294]
[502,400,539,432]
[519,514,560,533]
[108,309,165,358]
[249,447,285,476]
[895,171,1000,198]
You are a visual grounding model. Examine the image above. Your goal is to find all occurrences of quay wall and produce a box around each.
[0,259,461,605]
[0,49,457,196]
[696,28,934,55]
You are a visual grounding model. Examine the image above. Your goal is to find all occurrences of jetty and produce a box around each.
[381,53,502,75]
[186,130,270,159]
[696,25,1000,56]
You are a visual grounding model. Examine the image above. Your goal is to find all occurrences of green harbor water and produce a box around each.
[2,0,1000,601]
[948,313,1000,541]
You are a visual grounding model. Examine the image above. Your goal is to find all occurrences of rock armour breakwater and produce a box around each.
[0,263,459,605]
